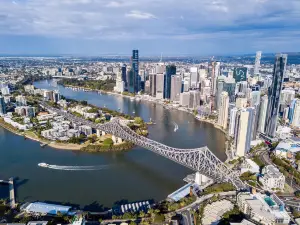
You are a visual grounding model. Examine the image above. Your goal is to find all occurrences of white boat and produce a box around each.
[38,162,49,168]
[130,97,135,101]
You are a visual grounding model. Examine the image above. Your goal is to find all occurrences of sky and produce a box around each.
[0,0,300,56]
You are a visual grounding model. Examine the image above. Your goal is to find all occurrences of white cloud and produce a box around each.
[125,10,157,19]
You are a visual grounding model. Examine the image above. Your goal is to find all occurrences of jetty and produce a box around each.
[0,177,16,208]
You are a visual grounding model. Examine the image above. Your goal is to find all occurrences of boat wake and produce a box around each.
[172,121,179,132]
[38,162,109,171]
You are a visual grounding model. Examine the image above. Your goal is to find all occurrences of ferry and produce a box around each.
[38,163,49,168]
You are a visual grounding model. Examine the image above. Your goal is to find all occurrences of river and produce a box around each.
[0,79,226,210]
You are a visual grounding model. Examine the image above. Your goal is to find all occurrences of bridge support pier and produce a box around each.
[195,172,210,185]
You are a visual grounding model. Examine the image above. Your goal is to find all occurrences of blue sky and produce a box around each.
[0,0,300,56]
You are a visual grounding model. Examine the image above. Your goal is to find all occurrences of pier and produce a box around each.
[0,177,16,208]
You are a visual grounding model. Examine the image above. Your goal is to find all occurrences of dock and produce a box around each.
[0,178,16,208]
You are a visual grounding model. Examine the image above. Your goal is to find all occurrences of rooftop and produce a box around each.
[24,202,72,215]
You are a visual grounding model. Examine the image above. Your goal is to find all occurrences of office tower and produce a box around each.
[218,92,229,129]
[258,95,268,133]
[283,107,289,120]
[183,77,191,92]
[149,74,157,97]
[156,73,165,99]
[265,54,287,137]
[236,97,247,108]
[223,77,236,102]
[170,75,182,102]
[234,109,249,157]
[190,67,198,89]
[164,65,176,99]
[254,51,262,75]
[188,90,200,109]
[291,100,300,127]
[199,69,207,79]
[0,96,6,115]
[144,80,150,95]
[236,81,248,96]
[53,92,61,103]
[250,91,261,107]
[211,61,220,96]
[229,107,238,137]
[233,68,247,82]
[129,50,139,93]
[16,95,27,106]
[121,64,127,86]
[180,92,190,107]
[44,90,54,101]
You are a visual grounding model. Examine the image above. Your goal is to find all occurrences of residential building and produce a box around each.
[1,86,10,95]
[237,192,290,225]
[259,165,285,191]
[254,51,262,75]
[265,54,287,137]
[170,75,182,102]
[229,107,238,137]
[16,95,27,106]
[211,61,220,96]
[258,95,268,133]
[218,92,229,129]
[236,97,247,109]
[234,109,249,157]
[250,91,261,107]
[180,92,190,107]
[188,90,200,109]
[149,73,156,97]
[156,73,165,100]
[79,125,93,136]
[241,159,260,174]
[190,67,198,89]
[15,106,35,118]
[291,100,300,127]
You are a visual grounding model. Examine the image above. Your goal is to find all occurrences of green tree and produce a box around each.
[296,152,300,161]
[129,221,137,225]
[103,138,114,146]
[295,190,300,198]
[134,117,143,124]
[153,213,165,223]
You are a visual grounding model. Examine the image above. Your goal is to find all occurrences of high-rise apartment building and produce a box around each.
[218,92,229,130]
[246,107,255,149]
[236,97,247,109]
[190,67,198,89]
[180,92,190,107]
[265,54,287,137]
[254,51,262,75]
[170,75,182,102]
[156,73,165,100]
[16,95,27,106]
[189,90,201,109]
[164,65,176,99]
[0,96,6,115]
[292,100,300,127]
[229,107,238,137]
[235,109,250,157]
[211,61,220,96]
[250,91,261,107]
[149,74,157,97]
[258,95,268,133]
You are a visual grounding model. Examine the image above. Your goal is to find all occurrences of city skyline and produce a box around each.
[0,0,300,55]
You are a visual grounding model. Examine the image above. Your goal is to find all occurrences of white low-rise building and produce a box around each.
[259,165,285,191]
[241,159,260,174]
[79,125,93,136]
[237,192,290,225]
[3,117,32,130]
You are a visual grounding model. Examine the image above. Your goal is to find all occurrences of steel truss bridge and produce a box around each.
[40,103,245,189]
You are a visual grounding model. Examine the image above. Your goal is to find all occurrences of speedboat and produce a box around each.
[38,163,49,168]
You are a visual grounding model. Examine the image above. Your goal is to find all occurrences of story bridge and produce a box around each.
[40,102,246,189]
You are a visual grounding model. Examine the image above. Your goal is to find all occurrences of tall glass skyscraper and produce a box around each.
[121,64,127,87]
[164,65,176,99]
[265,54,287,137]
[129,50,139,93]
[0,96,6,115]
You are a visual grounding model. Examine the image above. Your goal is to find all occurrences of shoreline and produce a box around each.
[57,83,231,160]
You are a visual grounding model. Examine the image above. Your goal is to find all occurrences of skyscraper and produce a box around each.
[229,107,238,137]
[233,68,247,82]
[246,107,255,149]
[265,54,287,137]
[289,99,297,123]
[170,75,182,102]
[149,74,157,97]
[129,50,139,93]
[254,51,262,75]
[291,100,300,127]
[211,61,220,96]
[218,92,229,129]
[156,73,165,100]
[234,109,249,157]
[164,65,176,99]
[0,96,6,115]
[121,64,127,86]
[258,95,268,133]
[190,67,198,89]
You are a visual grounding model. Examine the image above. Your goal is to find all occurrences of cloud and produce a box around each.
[0,0,300,54]
[125,10,157,19]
